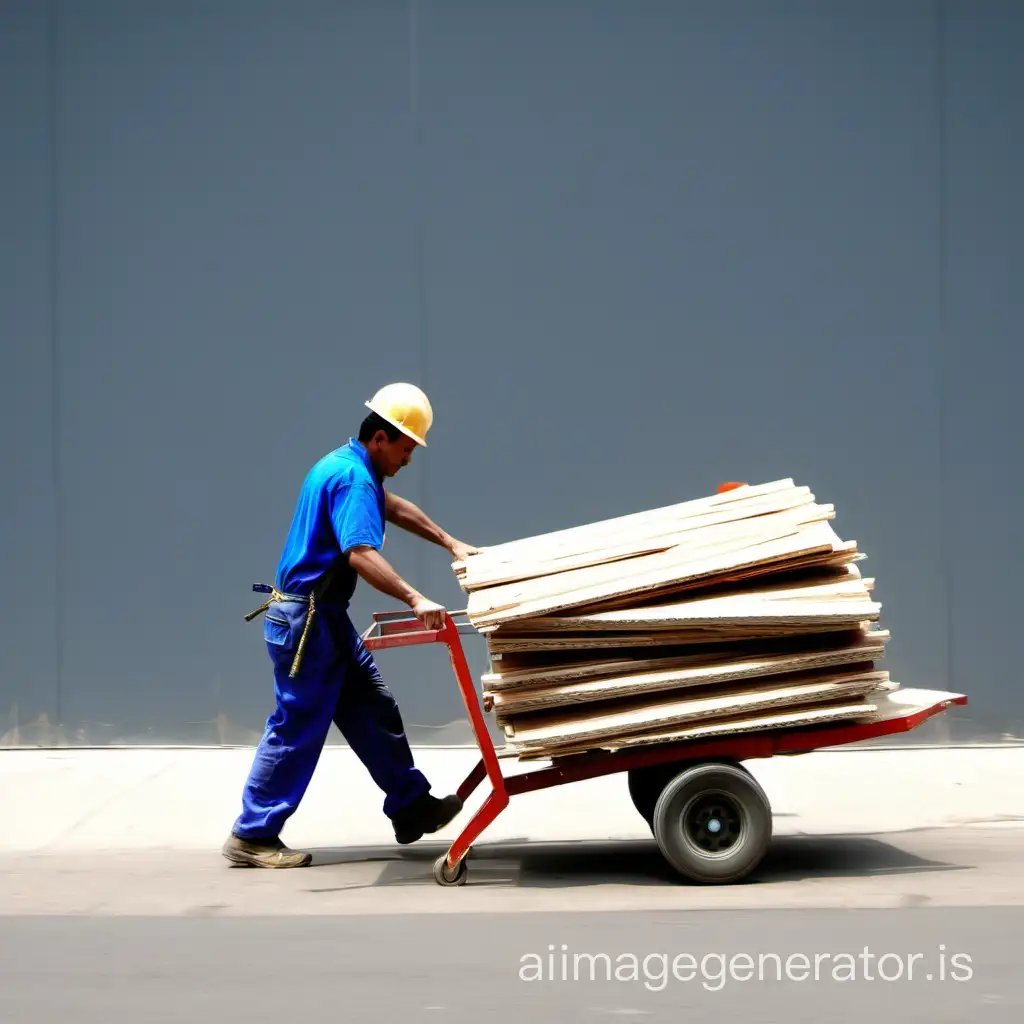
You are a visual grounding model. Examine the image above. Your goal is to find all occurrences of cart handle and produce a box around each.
[361,609,509,869]
[360,608,476,645]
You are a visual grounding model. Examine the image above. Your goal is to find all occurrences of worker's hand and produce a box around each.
[412,596,447,630]
[448,539,481,562]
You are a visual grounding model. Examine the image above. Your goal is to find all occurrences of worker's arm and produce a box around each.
[347,545,446,629]
[385,491,480,562]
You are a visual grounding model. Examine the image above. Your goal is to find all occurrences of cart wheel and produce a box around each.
[433,854,468,887]
[652,762,772,884]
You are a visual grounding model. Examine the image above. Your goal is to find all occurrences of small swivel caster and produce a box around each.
[433,853,468,886]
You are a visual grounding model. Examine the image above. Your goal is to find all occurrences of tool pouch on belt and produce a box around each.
[245,562,342,678]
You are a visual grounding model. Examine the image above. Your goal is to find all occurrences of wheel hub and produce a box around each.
[681,793,744,855]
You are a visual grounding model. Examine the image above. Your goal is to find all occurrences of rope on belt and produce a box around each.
[245,584,316,679]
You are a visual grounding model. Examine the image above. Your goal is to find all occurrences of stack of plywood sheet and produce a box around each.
[452,479,895,760]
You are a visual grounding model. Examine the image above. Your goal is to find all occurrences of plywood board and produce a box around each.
[489,627,888,671]
[471,548,864,614]
[503,577,878,635]
[469,520,851,627]
[485,653,707,692]
[488,645,887,716]
[454,479,801,571]
[575,547,864,616]
[486,632,714,655]
[502,670,891,749]
[457,489,820,590]
[499,600,880,635]
[484,621,877,654]
[466,505,836,617]
[491,657,883,723]
[485,628,887,689]
[481,561,872,622]
[561,562,867,610]
[508,700,879,759]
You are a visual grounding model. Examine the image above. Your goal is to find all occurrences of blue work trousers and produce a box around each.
[232,597,430,839]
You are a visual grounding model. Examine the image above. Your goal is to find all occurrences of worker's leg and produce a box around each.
[225,601,341,864]
[331,616,432,820]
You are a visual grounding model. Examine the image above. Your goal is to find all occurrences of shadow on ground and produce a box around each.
[303,833,970,892]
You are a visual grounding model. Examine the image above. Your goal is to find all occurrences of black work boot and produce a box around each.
[221,833,312,868]
[392,793,463,845]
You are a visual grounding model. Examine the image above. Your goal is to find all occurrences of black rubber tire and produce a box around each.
[433,854,468,886]
[627,761,691,828]
[627,769,663,827]
[652,762,772,884]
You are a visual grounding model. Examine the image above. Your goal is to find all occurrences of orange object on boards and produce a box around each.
[717,481,748,493]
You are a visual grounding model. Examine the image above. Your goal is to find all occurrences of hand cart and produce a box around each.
[362,612,967,888]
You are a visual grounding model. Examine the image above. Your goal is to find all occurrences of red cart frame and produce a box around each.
[362,609,967,884]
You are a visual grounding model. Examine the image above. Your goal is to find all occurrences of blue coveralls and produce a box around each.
[232,439,430,840]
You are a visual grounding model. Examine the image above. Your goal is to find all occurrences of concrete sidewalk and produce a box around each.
[4,745,1024,855]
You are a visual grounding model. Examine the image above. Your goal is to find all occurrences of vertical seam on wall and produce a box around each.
[935,0,954,701]
[409,0,431,589]
[48,0,64,727]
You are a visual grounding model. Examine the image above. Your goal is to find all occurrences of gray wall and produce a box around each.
[2,0,1021,746]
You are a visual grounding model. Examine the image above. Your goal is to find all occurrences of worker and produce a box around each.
[222,383,480,868]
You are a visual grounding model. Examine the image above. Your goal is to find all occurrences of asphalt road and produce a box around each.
[3,826,1022,915]
[2,828,1022,1022]
[1,909,1020,1023]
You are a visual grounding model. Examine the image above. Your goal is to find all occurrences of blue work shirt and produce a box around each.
[274,438,386,608]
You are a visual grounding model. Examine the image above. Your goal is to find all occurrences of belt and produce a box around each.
[245,584,317,679]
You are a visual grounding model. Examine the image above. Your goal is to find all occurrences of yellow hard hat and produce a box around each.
[365,382,433,447]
